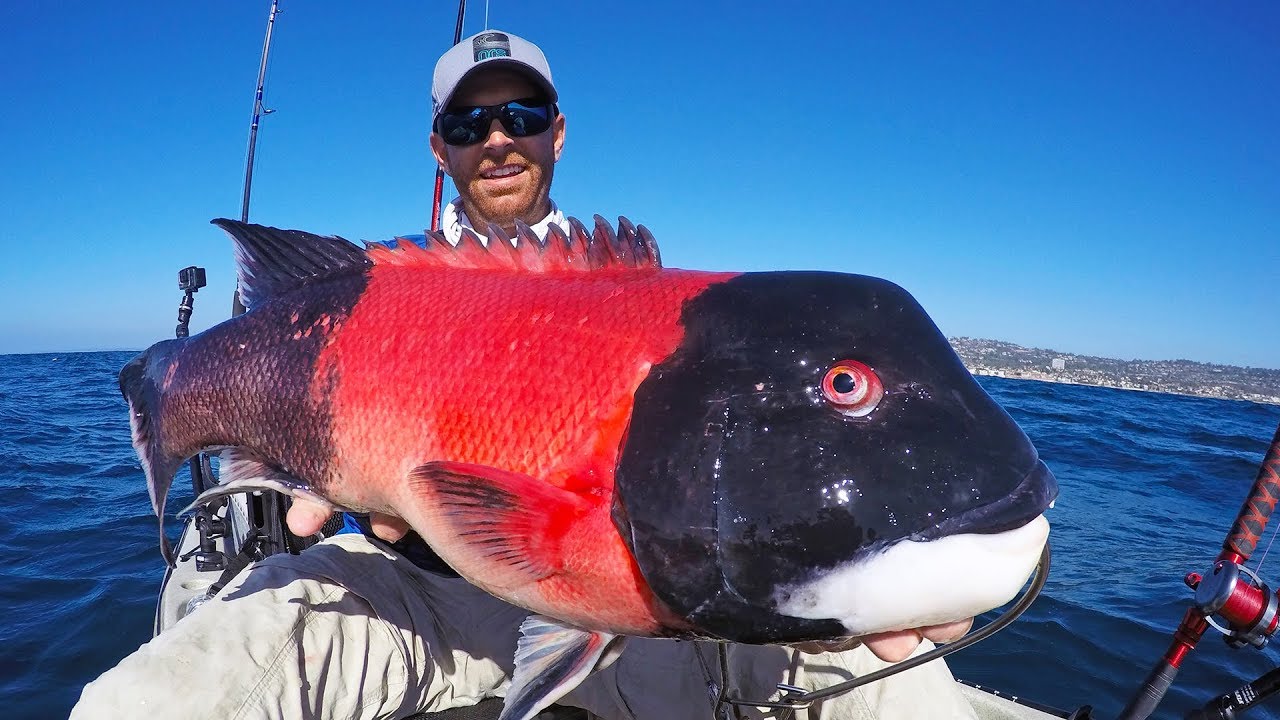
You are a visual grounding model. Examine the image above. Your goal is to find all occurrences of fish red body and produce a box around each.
[323,246,733,633]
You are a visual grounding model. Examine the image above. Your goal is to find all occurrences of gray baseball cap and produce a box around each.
[432,30,557,123]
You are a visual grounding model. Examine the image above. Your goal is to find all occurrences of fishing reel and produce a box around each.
[1186,561,1280,650]
[1116,424,1280,720]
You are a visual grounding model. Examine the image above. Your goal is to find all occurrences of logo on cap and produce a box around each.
[473,32,511,62]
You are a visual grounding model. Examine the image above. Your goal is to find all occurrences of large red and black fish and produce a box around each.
[121,216,1056,720]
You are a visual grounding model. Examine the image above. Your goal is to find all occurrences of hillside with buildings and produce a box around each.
[949,337,1280,405]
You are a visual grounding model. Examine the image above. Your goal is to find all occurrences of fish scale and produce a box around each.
[324,265,729,487]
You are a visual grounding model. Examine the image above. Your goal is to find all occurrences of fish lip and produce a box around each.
[915,459,1059,541]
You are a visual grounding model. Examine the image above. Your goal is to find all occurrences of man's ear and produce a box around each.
[429,132,451,174]
[552,113,566,162]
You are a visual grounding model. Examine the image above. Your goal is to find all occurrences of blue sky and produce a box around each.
[1,2,1276,367]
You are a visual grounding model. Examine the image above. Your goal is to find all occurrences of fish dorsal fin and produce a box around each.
[618,216,662,267]
[363,215,662,273]
[212,218,371,309]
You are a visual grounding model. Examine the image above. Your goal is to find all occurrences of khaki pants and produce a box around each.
[71,534,977,720]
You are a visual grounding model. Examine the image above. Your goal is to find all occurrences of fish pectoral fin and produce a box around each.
[407,460,593,587]
[179,448,348,516]
[500,615,625,720]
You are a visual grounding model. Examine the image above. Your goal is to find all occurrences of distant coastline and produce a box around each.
[949,337,1280,406]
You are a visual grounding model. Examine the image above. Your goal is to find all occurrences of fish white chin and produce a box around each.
[774,515,1049,636]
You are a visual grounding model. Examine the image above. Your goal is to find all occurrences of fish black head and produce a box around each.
[612,271,1056,643]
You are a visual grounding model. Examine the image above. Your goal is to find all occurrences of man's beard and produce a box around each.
[466,170,550,231]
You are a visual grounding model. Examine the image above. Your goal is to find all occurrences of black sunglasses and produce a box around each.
[435,98,556,147]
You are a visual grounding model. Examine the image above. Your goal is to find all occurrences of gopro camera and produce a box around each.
[179,266,207,292]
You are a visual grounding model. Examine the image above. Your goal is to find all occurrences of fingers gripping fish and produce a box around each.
[119,216,1057,720]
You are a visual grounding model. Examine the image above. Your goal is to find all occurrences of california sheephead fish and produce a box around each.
[121,216,1056,720]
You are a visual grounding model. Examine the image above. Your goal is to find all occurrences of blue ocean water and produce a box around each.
[1,350,1279,720]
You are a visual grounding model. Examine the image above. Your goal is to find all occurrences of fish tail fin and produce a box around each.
[120,342,186,565]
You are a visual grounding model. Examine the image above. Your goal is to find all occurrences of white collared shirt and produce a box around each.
[441,197,570,246]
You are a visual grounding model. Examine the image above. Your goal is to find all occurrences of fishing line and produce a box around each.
[255,37,278,185]
[1253,518,1280,576]
[716,543,1051,713]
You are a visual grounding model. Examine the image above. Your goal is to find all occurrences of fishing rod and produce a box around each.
[241,0,280,225]
[232,0,280,317]
[1117,420,1280,720]
[429,0,468,233]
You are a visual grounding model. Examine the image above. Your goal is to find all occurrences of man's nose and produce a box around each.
[482,119,515,151]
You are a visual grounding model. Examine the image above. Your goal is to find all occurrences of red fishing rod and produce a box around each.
[429,0,467,233]
[1117,421,1280,720]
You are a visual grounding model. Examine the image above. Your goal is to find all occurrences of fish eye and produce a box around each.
[821,360,884,417]
[832,372,855,394]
